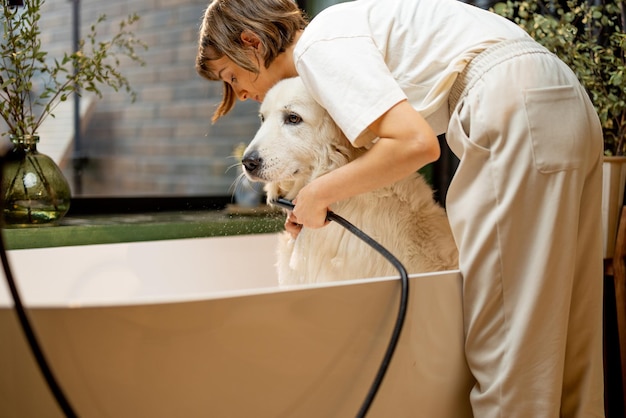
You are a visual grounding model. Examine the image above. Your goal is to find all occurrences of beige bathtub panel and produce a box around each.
[0,271,472,418]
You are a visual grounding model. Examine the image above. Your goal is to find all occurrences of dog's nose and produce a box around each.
[242,150,262,175]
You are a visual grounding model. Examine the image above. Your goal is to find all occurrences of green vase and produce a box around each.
[1,135,71,227]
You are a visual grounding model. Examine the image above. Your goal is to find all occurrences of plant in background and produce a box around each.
[493,0,626,155]
[0,0,147,138]
[0,0,146,227]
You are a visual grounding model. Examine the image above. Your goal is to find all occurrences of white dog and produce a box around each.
[242,77,458,285]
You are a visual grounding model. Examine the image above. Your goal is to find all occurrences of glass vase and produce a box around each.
[1,135,71,227]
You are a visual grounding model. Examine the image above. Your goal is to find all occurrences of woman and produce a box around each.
[196,0,605,416]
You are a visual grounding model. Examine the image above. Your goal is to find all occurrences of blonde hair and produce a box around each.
[196,0,308,122]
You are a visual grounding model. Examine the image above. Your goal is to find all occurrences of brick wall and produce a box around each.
[38,0,259,197]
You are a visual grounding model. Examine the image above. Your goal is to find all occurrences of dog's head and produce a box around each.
[241,77,361,201]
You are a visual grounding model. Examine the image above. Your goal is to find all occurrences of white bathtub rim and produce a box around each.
[1,269,461,309]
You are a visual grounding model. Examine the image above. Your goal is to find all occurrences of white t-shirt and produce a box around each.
[293,0,530,146]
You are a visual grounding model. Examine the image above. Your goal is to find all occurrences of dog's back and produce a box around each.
[242,77,458,285]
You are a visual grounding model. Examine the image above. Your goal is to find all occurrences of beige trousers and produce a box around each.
[446,39,605,417]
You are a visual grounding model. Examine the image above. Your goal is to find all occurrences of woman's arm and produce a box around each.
[291,99,440,228]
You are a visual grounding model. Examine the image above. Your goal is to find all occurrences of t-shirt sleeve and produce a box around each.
[294,36,407,148]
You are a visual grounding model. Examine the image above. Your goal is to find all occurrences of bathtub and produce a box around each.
[0,233,473,418]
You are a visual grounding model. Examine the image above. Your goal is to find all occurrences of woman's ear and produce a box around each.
[240,30,261,50]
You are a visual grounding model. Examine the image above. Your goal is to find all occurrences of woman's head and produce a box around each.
[196,0,308,122]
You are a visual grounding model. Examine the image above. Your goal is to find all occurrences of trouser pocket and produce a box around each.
[523,85,586,173]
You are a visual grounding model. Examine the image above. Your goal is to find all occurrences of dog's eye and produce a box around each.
[259,114,265,123]
[284,112,302,125]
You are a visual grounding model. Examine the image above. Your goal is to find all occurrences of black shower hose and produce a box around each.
[0,191,408,418]
[0,151,78,417]
[271,198,409,418]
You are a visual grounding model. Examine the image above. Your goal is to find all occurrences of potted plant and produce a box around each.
[493,0,626,257]
[0,0,145,226]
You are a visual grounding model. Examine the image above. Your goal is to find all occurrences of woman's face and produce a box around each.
[211,54,283,103]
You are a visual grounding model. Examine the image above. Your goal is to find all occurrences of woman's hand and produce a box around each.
[292,181,331,229]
